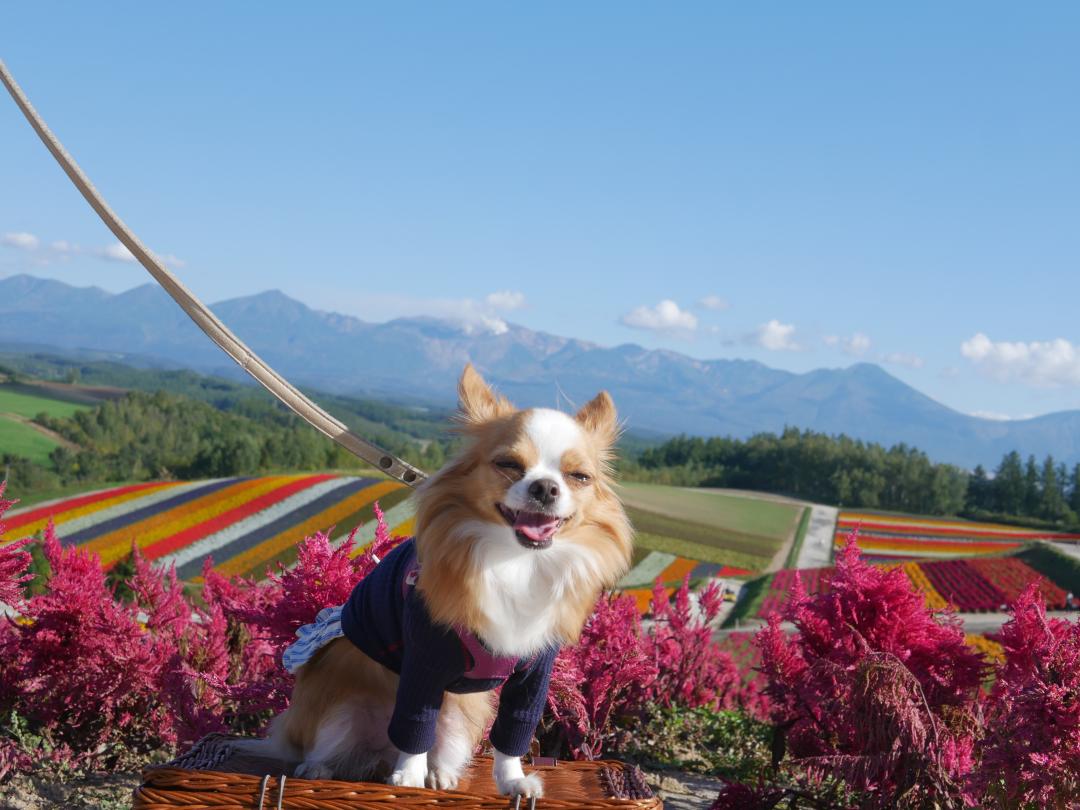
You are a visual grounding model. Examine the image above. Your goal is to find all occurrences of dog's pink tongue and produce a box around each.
[514,512,560,542]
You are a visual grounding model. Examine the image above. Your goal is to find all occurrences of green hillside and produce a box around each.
[0,419,61,466]
[621,483,802,572]
[0,386,91,419]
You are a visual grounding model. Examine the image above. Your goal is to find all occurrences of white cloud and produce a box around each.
[3,231,184,271]
[824,332,871,356]
[484,290,526,311]
[471,315,509,335]
[752,319,800,351]
[882,351,925,369]
[98,242,137,263]
[969,410,1035,422]
[699,294,729,311]
[961,332,1080,387]
[2,232,39,250]
[620,299,698,335]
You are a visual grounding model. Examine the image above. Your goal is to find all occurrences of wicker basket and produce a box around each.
[133,734,661,809]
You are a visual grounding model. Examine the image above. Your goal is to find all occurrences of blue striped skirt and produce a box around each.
[281,605,345,674]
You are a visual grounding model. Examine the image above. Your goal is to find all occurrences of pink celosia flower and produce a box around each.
[753,532,985,806]
[0,482,32,610]
[975,582,1080,806]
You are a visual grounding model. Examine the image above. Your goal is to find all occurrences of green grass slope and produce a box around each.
[0,386,90,419]
[620,483,803,573]
[0,418,61,465]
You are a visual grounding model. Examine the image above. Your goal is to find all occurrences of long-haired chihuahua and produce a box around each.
[245,364,633,799]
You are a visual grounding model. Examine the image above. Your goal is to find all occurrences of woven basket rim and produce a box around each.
[133,735,662,809]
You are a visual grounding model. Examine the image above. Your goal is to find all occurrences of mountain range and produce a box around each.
[3,273,1079,468]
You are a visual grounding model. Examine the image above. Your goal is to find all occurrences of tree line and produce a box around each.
[5,366,1079,529]
[3,389,451,500]
[622,427,1080,525]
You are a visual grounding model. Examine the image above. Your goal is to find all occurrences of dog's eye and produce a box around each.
[568,472,592,484]
[494,459,525,476]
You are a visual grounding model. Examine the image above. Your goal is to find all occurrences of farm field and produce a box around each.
[834,510,1080,561]
[620,483,803,537]
[3,475,415,581]
[0,417,62,465]
[0,384,92,419]
[728,553,1071,624]
[621,483,802,570]
[617,483,802,612]
[0,384,91,465]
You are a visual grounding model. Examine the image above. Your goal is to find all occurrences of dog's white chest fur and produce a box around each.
[466,521,601,658]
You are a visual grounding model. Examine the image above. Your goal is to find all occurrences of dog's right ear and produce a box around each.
[458,363,514,425]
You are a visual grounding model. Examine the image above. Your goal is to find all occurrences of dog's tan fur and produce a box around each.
[276,637,494,779]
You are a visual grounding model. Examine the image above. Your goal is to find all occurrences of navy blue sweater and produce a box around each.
[340,538,558,756]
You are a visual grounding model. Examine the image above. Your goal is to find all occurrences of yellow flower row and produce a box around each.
[11,482,182,540]
[839,512,1048,537]
[901,562,948,610]
[965,633,1004,664]
[87,476,299,567]
[214,480,403,577]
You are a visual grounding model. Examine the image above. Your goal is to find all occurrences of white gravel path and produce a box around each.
[795,504,838,569]
[1050,541,1080,563]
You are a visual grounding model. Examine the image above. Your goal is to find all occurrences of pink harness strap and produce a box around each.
[401,555,520,680]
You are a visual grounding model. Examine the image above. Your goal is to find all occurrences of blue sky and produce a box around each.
[2,3,1078,420]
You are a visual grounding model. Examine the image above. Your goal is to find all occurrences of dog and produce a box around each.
[243,364,633,799]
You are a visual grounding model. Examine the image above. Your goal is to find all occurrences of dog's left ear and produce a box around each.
[575,391,619,446]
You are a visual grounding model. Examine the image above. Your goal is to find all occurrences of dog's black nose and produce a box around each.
[528,478,560,507]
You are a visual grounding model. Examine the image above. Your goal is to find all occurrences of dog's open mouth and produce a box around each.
[496,503,564,549]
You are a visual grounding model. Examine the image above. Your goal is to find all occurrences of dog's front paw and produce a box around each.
[493,750,544,798]
[425,765,461,790]
[389,767,426,789]
[497,773,544,798]
[389,751,427,789]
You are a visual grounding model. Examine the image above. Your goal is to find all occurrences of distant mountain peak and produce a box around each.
[3,274,1080,467]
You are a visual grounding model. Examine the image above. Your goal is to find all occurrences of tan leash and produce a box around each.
[0,59,426,487]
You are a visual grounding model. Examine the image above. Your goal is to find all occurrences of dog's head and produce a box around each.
[455,363,623,552]
[414,364,633,650]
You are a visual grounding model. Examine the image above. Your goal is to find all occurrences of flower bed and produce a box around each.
[620,552,752,614]
[0,481,767,780]
[752,556,1066,618]
[714,536,1080,808]
[834,511,1080,561]
[1,476,414,580]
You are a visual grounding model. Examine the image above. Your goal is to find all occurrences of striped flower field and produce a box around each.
[834,511,1080,561]
[618,549,752,612]
[2,476,415,580]
[747,555,1069,619]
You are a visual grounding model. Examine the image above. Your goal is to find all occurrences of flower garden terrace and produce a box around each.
[2,475,416,581]
[1,478,797,616]
[835,509,1080,561]
[4,480,1080,807]
[726,537,1080,626]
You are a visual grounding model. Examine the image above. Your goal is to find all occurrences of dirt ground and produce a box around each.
[646,770,725,809]
[0,771,141,810]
